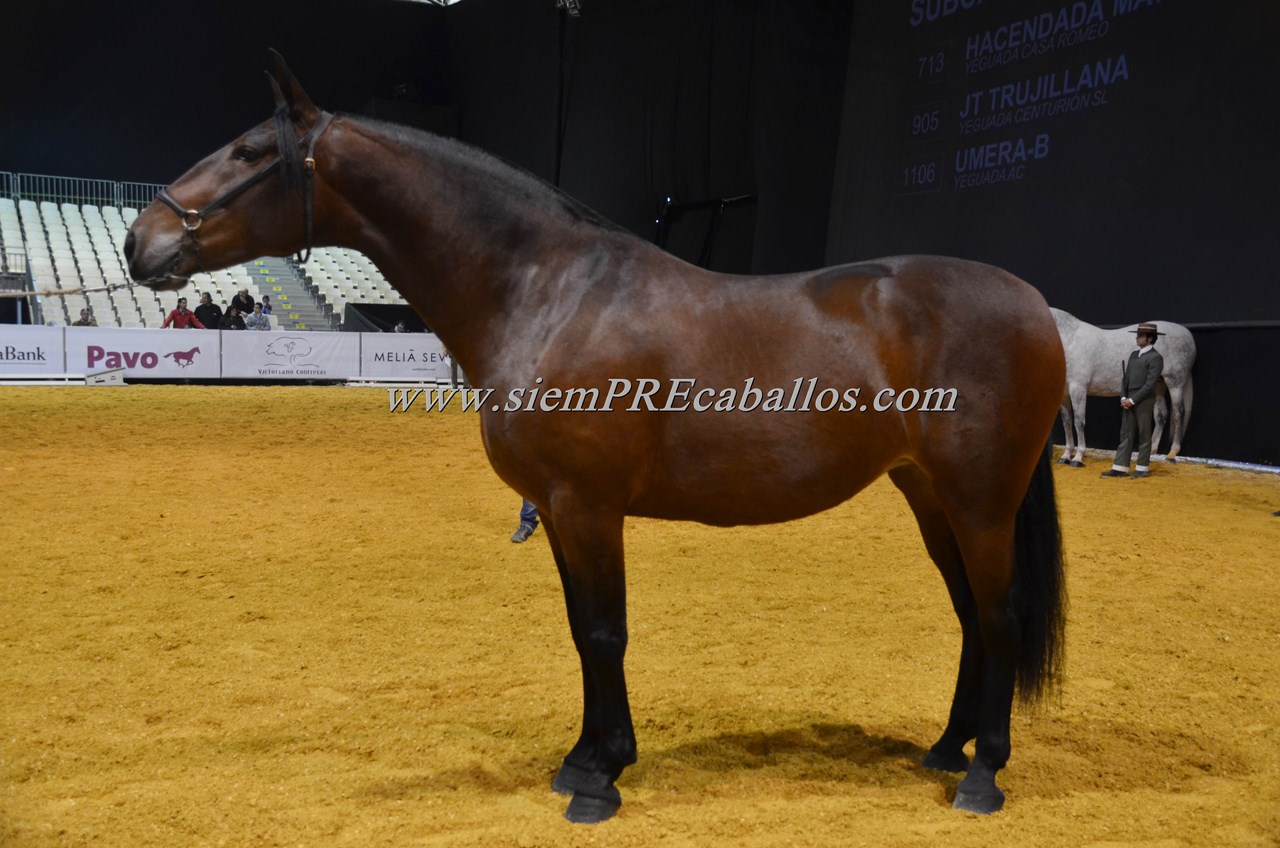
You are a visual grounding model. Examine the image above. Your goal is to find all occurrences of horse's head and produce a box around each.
[125,51,331,291]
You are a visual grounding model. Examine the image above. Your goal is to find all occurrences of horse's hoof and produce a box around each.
[564,788,622,824]
[1055,457,1069,465]
[922,748,969,773]
[551,762,592,796]
[952,784,1005,814]
[1068,461,1084,468]
[1167,456,1178,464]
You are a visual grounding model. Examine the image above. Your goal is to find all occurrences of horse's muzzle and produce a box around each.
[123,222,190,290]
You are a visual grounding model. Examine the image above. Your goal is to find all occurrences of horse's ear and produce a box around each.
[266,49,320,124]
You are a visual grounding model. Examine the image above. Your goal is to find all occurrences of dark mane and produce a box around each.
[274,105,306,191]
[342,114,629,235]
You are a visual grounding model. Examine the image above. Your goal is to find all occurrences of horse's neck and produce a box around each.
[317,119,592,382]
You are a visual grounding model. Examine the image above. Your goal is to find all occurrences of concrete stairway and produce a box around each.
[245,257,333,331]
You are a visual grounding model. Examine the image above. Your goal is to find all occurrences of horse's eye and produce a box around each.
[232,146,260,163]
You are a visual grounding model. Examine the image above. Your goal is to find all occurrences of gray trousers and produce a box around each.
[1114,396,1156,469]
[449,358,469,389]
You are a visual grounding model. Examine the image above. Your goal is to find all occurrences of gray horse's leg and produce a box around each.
[1068,385,1087,466]
[1057,404,1074,464]
[1166,378,1192,461]
[1165,386,1181,461]
[1152,384,1168,461]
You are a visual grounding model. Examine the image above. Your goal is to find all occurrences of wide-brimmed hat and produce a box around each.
[1130,322,1163,336]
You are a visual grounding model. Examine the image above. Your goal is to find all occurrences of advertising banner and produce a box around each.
[359,332,451,382]
[221,330,360,379]
[0,325,65,374]
[64,327,221,378]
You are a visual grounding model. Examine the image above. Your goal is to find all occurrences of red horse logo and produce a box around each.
[164,346,201,368]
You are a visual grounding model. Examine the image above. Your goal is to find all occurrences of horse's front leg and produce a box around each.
[541,510,635,823]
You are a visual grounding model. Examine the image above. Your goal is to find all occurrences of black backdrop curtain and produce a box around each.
[447,0,853,274]
[4,0,851,275]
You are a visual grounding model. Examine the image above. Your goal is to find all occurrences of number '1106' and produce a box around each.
[902,162,938,187]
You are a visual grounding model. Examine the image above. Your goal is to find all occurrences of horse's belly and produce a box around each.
[627,434,900,526]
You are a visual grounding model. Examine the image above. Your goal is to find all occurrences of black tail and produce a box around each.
[1012,442,1067,703]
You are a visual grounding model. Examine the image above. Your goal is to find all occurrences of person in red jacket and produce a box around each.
[161,297,205,329]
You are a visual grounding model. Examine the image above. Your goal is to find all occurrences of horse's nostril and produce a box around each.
[123,231,136,263]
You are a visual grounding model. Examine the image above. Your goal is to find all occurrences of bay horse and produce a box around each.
[124,52,1066,823]
[1050,308,1196,467]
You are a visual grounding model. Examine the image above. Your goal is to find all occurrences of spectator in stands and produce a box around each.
[394,320,408,333]
[229,288,256,315]
[260,295,273,315]
[161,297,205,329]
[511,499,539,543]
[71,308,97,327]
[194,293,223,330]
[219,305,246,330]
[244,302,271,331]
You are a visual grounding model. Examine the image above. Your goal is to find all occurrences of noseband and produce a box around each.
[156,110,335,266]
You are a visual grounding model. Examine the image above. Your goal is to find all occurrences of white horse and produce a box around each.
[1051,308,1196,467]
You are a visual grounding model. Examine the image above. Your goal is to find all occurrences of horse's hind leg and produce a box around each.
[541,508,635,824]
[898,460,1038,814]
[1068,385,1087,466]
[947,519,1024,815]
[1152,383,1169,460]
[889,466,981,773]
[1166,380,1189,461]
[1056,404,1074,465]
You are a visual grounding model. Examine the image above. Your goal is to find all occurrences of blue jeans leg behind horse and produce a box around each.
[520,498,539,529]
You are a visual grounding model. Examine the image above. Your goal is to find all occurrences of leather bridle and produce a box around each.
[155,110,335,268]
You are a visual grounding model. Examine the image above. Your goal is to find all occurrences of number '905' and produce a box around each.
[911,110,941,136]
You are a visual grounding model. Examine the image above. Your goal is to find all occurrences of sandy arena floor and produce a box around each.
[1,385,1277,847]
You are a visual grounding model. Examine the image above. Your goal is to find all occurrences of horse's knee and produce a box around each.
[584,627,628,663]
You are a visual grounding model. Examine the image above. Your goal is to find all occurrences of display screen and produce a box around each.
[828,0,1279,324]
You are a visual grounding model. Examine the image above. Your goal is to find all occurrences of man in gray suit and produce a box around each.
[1101,322,1164,479]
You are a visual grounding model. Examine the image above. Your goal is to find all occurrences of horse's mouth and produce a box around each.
[126,226,195,291]
[139,273,192,292]
[132,252,193,292]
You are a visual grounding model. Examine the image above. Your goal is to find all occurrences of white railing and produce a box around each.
[3,172,164,210]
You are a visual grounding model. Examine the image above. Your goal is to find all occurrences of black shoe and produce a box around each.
[1099,469,1129,478]
[510,523,537,543]
[1131,470,1149,479]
